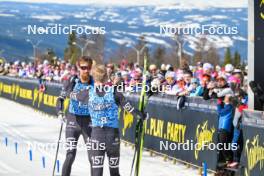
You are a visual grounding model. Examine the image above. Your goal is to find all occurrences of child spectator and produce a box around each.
[183,70,193,90]
[189,78,203,97]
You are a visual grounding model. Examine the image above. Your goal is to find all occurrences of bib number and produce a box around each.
[100,117,107,124]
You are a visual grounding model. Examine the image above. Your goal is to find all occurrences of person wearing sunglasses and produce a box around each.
[189,78,203,97]
[57,56,94,176]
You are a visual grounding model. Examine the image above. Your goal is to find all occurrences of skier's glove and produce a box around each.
[143,112,149,120]
[57,91,66,109]
[138,111,149,121]
[58,90,67,101]
[56,95,65,114]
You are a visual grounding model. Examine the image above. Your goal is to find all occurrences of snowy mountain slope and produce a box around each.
[0,1,248,61]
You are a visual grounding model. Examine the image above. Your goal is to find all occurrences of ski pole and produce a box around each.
[52,118,64,176]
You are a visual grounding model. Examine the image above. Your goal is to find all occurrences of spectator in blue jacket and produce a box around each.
[189,78,203,97]
[217,94,234,163]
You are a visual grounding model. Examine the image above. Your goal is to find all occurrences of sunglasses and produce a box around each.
[166,77,174,80]
[80,66,90,70]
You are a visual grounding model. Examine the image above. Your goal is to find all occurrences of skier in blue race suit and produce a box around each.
[57,56,93,176]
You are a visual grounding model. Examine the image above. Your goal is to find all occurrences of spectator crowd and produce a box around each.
[0,59,248,97]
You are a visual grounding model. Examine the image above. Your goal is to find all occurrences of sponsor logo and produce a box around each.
[260,0,264,20]
[245,135,264,176]
[122,109,134,136]
[194,121,215,160]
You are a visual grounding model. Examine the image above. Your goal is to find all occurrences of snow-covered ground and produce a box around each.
[0,97,213,176]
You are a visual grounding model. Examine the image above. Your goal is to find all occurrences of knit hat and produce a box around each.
[225,64,234,73]
[165,71,176,80]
